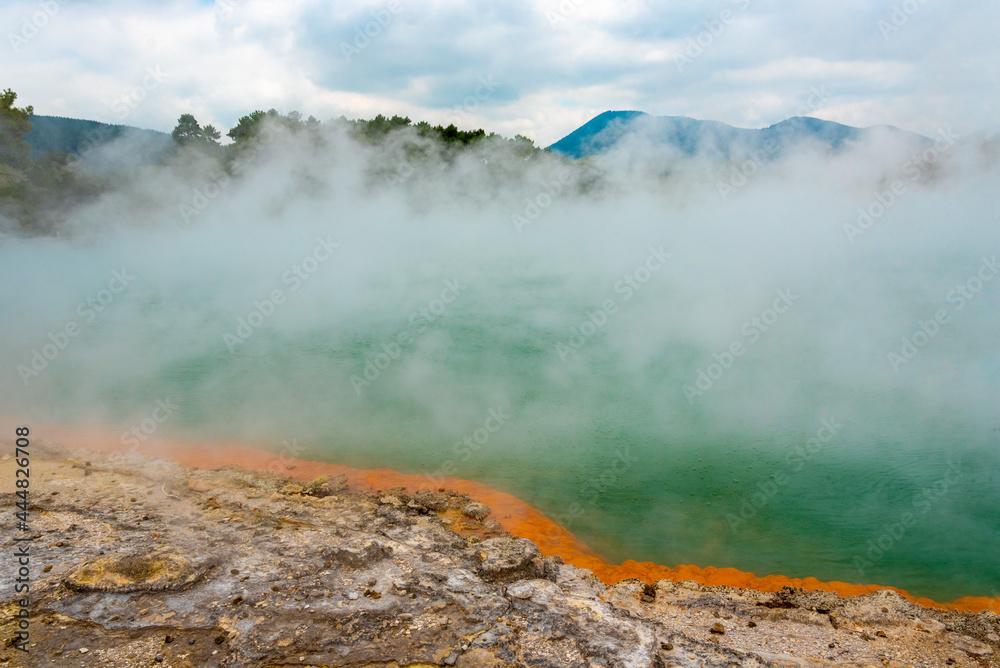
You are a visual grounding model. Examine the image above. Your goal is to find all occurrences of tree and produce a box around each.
[227,110,268,143]
[171,114,222,148]
[511,134,538,158]
[433,123,485,145]
[201,124,222,142]
[0,88,34,168]
[171,113,201,145]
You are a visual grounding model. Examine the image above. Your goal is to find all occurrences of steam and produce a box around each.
[1,119,998,599]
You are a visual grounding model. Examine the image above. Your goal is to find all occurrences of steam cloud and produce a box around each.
[1,120,998,599]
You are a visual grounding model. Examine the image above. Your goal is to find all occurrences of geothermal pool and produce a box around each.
[2,150,998,604]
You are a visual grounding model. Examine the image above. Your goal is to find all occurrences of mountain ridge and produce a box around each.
[548,110,931,160]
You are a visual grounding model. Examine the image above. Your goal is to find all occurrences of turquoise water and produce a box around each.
[2,169,999,603]
[5,266,998,602]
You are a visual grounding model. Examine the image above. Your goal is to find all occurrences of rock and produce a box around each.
[321,540,392,568]
[187,479,212,493]
[507,581,538,600]
[483,519,503,534]
[379,495,403,506]
[947,633,993,655]
[913,616,946,633]
[653,650,678,667]
[303,475,347,497]
[63,549,207,593]
[454,648,513,667]
[462,501,491,520]
[21,440,1000,668]
[376,504,409,523]
[413,489,451,511]
[279,483,304,495]
[474,537,544,583]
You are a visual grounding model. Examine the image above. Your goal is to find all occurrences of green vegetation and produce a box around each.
[171,113,222,148]
[1,89,110,234]
[0,86,556,236]
[0,88,32,172]
[26,115,171,157]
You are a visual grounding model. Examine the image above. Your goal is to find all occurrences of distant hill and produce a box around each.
[548,111,929,160]
[25,115,172,162]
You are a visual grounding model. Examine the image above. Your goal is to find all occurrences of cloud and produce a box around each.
[2,0,998,144]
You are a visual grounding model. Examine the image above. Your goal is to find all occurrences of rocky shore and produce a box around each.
[1,440,998,667]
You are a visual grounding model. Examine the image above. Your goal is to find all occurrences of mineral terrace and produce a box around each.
[1,440,998,667]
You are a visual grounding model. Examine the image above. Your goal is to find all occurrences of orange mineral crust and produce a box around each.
[14,420,1000,614]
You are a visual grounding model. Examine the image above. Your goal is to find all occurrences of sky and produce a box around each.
[3,0,999,146]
